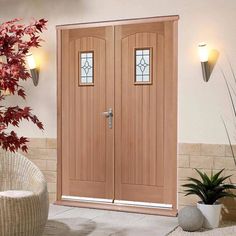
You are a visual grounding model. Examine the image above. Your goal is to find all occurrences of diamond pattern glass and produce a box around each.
[80,52,93,84]
[135,49,150,83]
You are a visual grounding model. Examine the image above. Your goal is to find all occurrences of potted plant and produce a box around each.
[182,168,236,229]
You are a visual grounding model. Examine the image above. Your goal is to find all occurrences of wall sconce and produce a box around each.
[198,43,211,82]
[26,53,39,86]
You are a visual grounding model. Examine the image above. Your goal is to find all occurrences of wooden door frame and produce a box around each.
[56,15,179,216]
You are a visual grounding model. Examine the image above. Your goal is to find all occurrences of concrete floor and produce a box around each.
[44,204,178,236]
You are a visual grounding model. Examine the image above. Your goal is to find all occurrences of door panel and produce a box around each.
[59,18,177,212]
[61,26,114,199]
[115,22,176,205]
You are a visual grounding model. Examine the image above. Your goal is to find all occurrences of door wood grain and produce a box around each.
[114,21,177,208]
[57,16,178,214]
[61,26,114,199]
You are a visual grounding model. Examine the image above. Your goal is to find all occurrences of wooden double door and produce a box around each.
[58,16,178,215]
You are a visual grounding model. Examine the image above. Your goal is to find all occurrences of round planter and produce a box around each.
[197,201,222,229]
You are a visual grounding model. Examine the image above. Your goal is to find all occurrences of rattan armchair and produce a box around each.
[0,151,49,236]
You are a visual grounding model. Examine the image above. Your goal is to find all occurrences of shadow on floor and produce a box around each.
[43,218,97,236]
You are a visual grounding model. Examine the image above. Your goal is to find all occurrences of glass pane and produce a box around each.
[136,50,143,56]
[135,49,151,83]
[87,76,93,83]
[80,52,94,84]
[143,75,149,82]
[136,75,143,82]
[81,77,87,83]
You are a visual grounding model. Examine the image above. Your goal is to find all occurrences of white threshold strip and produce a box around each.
[114,200,172,209]
[62,195,172,209]
[62,195,113,203]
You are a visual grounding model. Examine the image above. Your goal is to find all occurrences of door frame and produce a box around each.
[56,15,179,216]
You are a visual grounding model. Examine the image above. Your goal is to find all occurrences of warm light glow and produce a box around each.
[198,43,208,62]
[26,53,36,69]
[0,55,7,64]
[1,88,11,96]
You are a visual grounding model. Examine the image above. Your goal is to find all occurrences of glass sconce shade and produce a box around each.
[198,43,208,62]
[26,53,39,86]
[26,53,37,69]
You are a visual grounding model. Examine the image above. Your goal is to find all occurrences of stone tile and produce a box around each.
[44,216,97,236]
[28,138,47,148]
[45,206,178,236]
[123,215,178,236]
[46,138,57,149]
[178,204,188,210]
[178,180,188,193]
[178,168,197,180]
[221,196,236,210]
[89,230,115,236]
[225,144,236,157]
[49,193,56,203]
[178,143,201,155]
[47,182,57,193]
[111,227,174,236]
[27,148,57,160]
[48,204,74,218]
[46,160,57,171]
[137,214,178,227]
[31,159,47,170]
[224,170,236,183]
[43,171,57,183]
[28,148,49,156]
[201,144,225,156]
[92,210,144,227]
[221,208,236,221]
[46,149,57,159]
[178,155,190,168]
[178,168,212,181]
[52,207,108,220]
[214,157,236,170]
[190,155,214,169]
[178,193,199,206]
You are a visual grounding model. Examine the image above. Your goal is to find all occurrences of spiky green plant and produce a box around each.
[182,169,236,205]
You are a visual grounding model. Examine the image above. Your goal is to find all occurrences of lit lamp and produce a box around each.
[198,43,210,82]
[26,53,39,86]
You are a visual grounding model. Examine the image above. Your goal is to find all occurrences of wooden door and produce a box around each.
[114,21,177,208]
[58,16,178,214]
[60,26,115,201]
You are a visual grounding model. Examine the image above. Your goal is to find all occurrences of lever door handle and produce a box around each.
[102,108,113,128]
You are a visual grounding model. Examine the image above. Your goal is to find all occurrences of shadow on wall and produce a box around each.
[208,49,220,77]
[221,190,236,221]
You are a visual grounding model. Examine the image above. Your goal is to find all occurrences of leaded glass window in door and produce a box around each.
[135,48,152,84]
[80,51,94,85]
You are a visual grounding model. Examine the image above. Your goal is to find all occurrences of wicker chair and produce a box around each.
[0,151,49,236]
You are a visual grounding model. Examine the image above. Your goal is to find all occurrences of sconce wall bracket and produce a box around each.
[30,69,39,86]
[201,61,211,82]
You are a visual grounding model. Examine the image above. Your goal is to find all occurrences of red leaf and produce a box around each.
[0,18,47,152]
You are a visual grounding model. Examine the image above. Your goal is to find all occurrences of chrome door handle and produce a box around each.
[102,108,113,129]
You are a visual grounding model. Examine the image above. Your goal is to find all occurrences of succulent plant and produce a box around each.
[182,168,236,205]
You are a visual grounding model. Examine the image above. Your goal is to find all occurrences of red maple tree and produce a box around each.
[0,18,47,152]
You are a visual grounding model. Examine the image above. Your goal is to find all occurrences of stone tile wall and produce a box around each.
[23,139,236,220]
[21,138,57,203]
[178,143,236,220]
